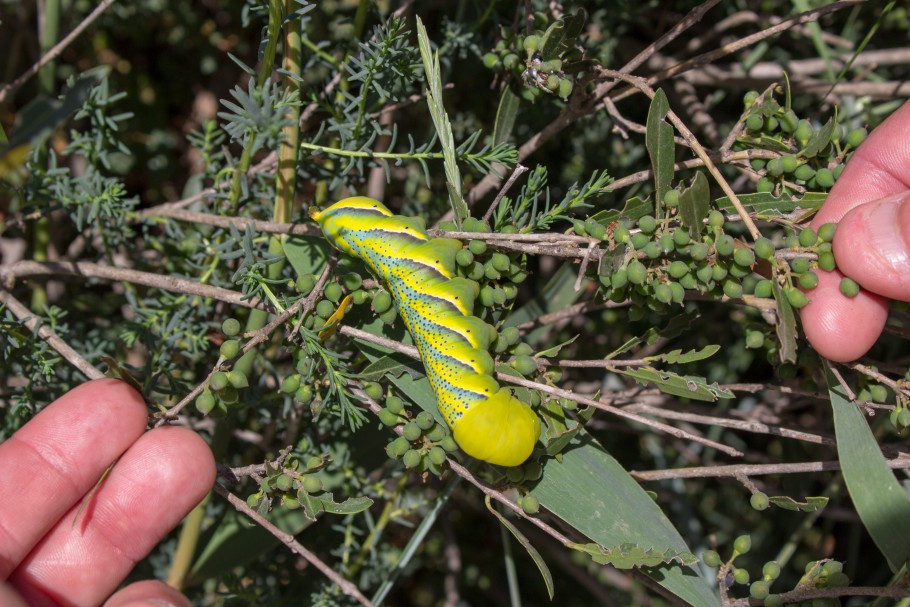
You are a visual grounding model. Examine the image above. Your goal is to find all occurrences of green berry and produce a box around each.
[295,274,316,295]
[734,247,755,267]
[324,282,343,303]
[750,580,770,600]
[794,164,816,181]
[798,227,817,247]
[520,494,540,514]
[763,561,782,580]
[523,461,543,481]
[403,422,422,442]
[733,568,750,585]
[379,408,401,427]
[708,210,725,228]
[828,572,850,587]
[275,473,293,492]
[668,261,689,279]
[673,228,690,246]
[611,267,628,289]
[715,234,735,257]
[523,34,540,52]
[630,232,650,250]
[817,251,836,272]
[491,253,511,272]
[219,385,239,404]
[440,436,459,453]
[846,127,867,148]
[210,371,229,391]
[638,215,657,234]
[756,177,774,193]
[483,262,502,281]
[690,242,709,261]
[644,241,661,259]
[734,535,752,555]
[703,550,721,567]
[755,237,775,260]
[821,560,843,575]
[416,411,436,430]
[386,395,405,414]
[798,271,819,290]
[723,280,743,299]
[315,299,336,318]
[281,374,301,394]
[512,354,538,377]
[428,446,447,466]
[763,116,779,132]
[295,385,313,404]
[754,279,773,298]
[815,168,835,188]
[869,384,888,403]
[506,466,525,483]
[818,223,837,243]
[386,436,410,459]
[664,190,680,208]
[658,233,675,253]
[342,272,362,291]
[751,491,770,510]
[654,283,673,304]
[482,52,500,69]
[363,382,383,401]
[795,119,812,145]
[302,475,323,493]
[627,260,648,285]
[839,277,860,297]
[763,594,783,607]
[468,239,488,255]
[220,339,240,359]
[402,449,422,469]
[228,369,249,389]
[196,390,216,415]
[557,79,573,99]
[780,154,798,173]
[746,114,764,132]
[789,257,811,274]
[766,158,783,177]
[222,318,241,337]
[372,290,393,313]
[669,281,685,303]
[785,287,809,308]
[780,110,798,133]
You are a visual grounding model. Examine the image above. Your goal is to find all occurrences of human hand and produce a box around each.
[799,100,910,362]
[0,379,216,607]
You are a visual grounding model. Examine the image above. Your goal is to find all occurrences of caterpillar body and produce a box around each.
[312,196,541,467]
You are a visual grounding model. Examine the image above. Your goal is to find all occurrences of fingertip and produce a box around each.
[104,580,191,607]
[799,270,889,362]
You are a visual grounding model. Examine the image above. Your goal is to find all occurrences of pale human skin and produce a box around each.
[799,100,910,362]
[0,379,216,607]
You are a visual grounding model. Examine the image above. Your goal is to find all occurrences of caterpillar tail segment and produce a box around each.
[312,196,541,466]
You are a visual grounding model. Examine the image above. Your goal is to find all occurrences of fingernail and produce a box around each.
[859,195,910,269]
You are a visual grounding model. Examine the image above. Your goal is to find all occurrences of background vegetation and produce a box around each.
[2,0,910,605]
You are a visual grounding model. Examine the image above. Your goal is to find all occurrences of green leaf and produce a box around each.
[281,234,331,277]
[617,367,733,402]
[493,85,520,146]
[535,334,578,358]
[645,88,675,213]
[768,495,829,512]
[592,195,652,225]
[532,432,720,606]
[360,352,424,381]
[652,345,721,364]
[714,191,826,217]
[828,368,910,572]
[570,541,698,570]
[771,277,798,363]
[485,496,555,600]
[802,117,834,158]
[318,493,374,515]
[679,171,710,238]
[415,16,468,228]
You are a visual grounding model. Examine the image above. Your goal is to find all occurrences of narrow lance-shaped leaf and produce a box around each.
[827,367,910,572]
[645,88,674,214]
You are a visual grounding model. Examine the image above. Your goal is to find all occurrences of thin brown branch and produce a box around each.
[0,289,104,380]
[213,483,373,607]
[1,260,269,311]
[138,207,321,237]
[482,163,530,223]
[632,456,910,481]
[0,0,118,104]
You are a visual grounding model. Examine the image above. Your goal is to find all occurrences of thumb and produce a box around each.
[833,190,910,301]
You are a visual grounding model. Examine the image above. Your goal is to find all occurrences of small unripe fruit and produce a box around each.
[798,227,817,247]
[627,260,648,285]
[372,290,393,313]
[846,127,867,148]
[416,411,436,430]
[762,561,781,580]
[708,210,725,229]
[750,581,770,600]
[702,550,721,567]
[456,249,474,267]
[798,271,819,289]
[196,390,216,415]
[402,449,422,469]
[512,354,538,376]
[755,237,775,260]
[751,491,770,510]
[220,339,240,359]
[302,475,323,493]
[468,239,488,255]
[746,114,764,131]
[815,168,835,188]
[839,277,860,297]
[227,369,248,389]
[403,422,422,442]
[734,534,752,555]
[315,299,336,319]
[386,436,410,459]
[734,247,755,267]
[818,223,837,243]
[794,164,816,181]
[379,408,401,427]
[520,494,540,514]
[210,371,229,392]
[638,215,657,234]
[295,274,316,295]
[754,279,773,298]
[428,446,447,466]
[295,385,313,404]
[363,382,383,401]
[785,287,809,308]
[733,568,750,585]
[324,282,343,303]
[222,318,241,337]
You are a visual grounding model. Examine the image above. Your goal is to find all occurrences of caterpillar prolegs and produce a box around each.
[312,197,541,467]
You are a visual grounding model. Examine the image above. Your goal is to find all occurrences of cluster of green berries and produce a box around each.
[703,535,787,605]
[364,383,457,473]
[890,402,910,431]
[482,23,580,100]
[195,317,251,415]
[246,453,326,511]
[739,90,866,194]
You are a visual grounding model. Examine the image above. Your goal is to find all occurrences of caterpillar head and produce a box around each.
[310,196,394,256]
[453,391,541,467]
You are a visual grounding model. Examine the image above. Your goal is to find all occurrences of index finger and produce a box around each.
[811,101,910,228]
[0,379,148,579]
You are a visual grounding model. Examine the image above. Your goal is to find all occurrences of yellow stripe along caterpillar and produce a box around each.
[311,196,541,467]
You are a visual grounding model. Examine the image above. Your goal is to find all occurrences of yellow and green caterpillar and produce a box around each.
[312,196,540,467]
